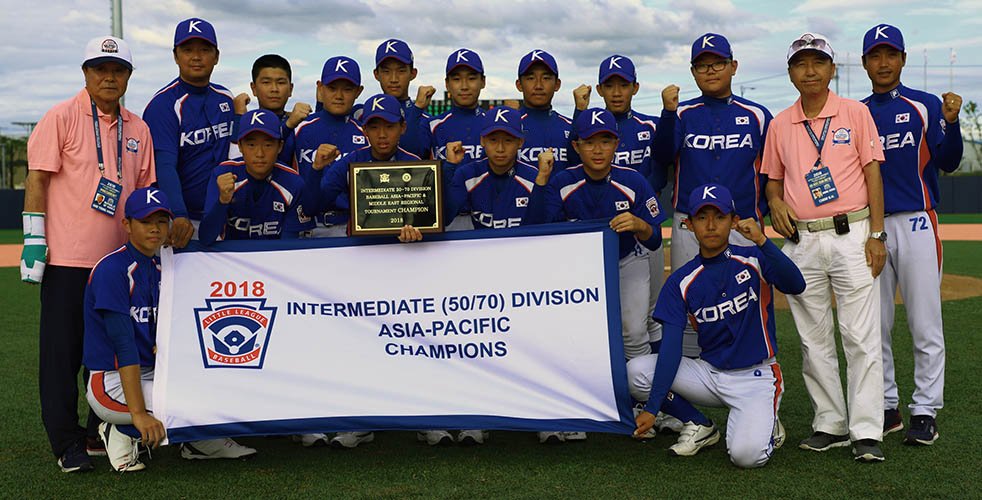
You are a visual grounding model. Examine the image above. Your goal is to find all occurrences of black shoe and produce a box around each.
[852,439,885,462]
[904,415,939,445]
[884,408,904,435]
[58,441,95,473]
[798,431,850,452]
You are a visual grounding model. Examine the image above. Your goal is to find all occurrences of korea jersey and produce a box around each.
[83,244,160,371]
[320,146,423,213]
[293,111,366,226]
[862,83,963,213]
[448,159,543,229]
[545,165,666,259]
[427,105,486,162]
[655,242,804,370]
[573,108,664,190]
[144,78,236,218]
[199,160,306,243]
[654,95,772,220]
[518,106,574,169]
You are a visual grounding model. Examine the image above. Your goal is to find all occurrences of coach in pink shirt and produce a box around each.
[761,33,887,463]
[23,36,155,473]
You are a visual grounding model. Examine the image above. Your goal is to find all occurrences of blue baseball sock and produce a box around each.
[661,391,711,426]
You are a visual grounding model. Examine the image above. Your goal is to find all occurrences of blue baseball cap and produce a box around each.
[174,18,217,48]
[125,187,173,220]
[361,94,404,123]
[321,56,361,86]
[691,33,732,62]
[599,54,636,83]
[376,38,413,67]
[481,107,524,139]
[574,108,618,140]
[518,49,559,77]
[446,48,484,75]
[237,109,283,141]
[688,184,735,216]
[863,24,905,55]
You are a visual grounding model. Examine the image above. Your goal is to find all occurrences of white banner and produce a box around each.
[154,223,634,443]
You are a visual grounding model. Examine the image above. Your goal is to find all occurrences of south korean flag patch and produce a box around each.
[645,196,660,218]
[637,131,651,141]
[516,197,529,207]
[353,135,366,145]
[273,201,285,213]
[615,200,630,211]
[735,269,751,284]
[895,113,910,124]
[735,116,750,125]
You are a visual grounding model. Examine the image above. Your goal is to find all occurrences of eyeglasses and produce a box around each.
[790,34,831,53]
[692,60,731,74]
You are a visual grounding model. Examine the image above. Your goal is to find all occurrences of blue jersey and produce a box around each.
[642,241,805,415]
[320,146,423,213]
[199,160,307,243]
[83,244,160,371]
[426,106,486,162]
[573,108,664,190]
[355,98,432,158]
[293,111,366,226]
[143,78,236,218]
[448,158,543,229]
[654,95,772,220]
[862,84,963,213]
[545,165,666,258]
[517,106,574,170]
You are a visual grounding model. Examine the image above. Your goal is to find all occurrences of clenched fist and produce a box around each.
[313,143,340,171]
[445,141,465,164]
[573,84,592,111]
[415,85,436,109]
[536,148,555,186]
[662,84,680,112]
[285,102,313,129]
[233,93,251,115]
[217,172,237,204]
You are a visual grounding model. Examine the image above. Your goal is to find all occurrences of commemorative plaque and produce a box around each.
[349,160,444,236]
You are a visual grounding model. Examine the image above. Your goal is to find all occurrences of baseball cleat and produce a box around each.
[86,435,108,457]
[416,430,454,446]
[537,431,565,444]
[100,422,145,472]
[773,417,786,449]
[904,415,939,446]
[852,439,885,462]
[456,430,488,445]
[330,432,375,449]
[884,408,904,435]
[562,432,587,441]
[669,422,720,456]
[798,432,850,452]
[298,433,329,448]
[632,405,657,440]
[180,438,257,459]
[655,412,685,434]
[57,441,94,473]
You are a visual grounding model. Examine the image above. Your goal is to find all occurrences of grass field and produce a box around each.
[1,242,980,498]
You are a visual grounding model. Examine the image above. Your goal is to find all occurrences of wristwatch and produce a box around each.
[870,231,888,242]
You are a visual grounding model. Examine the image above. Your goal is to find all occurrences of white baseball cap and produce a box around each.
[787,33,835,63]
[83,36,133,70]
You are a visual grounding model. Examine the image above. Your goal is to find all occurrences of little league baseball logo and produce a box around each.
[194,299,277,369]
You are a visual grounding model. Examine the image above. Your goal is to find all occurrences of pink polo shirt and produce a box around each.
[761,90,884,220]
[27,89,156,268]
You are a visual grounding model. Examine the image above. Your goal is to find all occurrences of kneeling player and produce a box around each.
[629,184,805,468]
[84,188,257,471]
[200,109,307,244]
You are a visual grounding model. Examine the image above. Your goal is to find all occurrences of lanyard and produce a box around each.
[803,117,831,169]
[91,99,123,183]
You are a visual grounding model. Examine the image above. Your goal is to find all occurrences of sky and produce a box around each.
[1,0,980,136]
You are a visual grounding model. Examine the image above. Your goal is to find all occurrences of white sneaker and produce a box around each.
[99,422,145,472]
[632,406,657,440]
[416,430,454,446]
[298,433,329,448]
[537,431,565,444]
[655,412,685,434]
[180,438,257,460]
[773,417,786,449]
[562,432,588,441]
[669,422,720,457]
[330,432,374,449]
[457,430,488,445]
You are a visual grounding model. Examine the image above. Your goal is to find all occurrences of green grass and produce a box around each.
[1,242,981,498]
